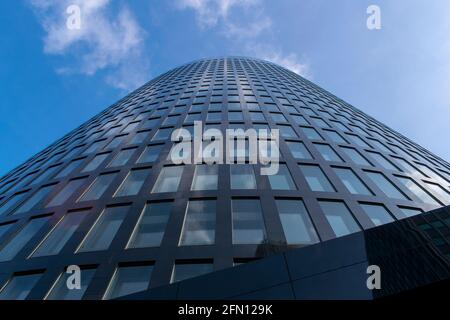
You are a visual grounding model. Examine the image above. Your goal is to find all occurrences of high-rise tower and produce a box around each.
[0,57,449,300]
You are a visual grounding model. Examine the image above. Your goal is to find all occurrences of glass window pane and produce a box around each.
[268,164,297,190]
[152,166,184,193]
[152,128,172,141]
[104,265,153,300]
[360,204,394,226]
[129,131,149,145]
[0,223,14,239]
[0,216,50,262]
[368,152,398,171]
[286,141,312,160]
[0,192,28,217]
[319,201,360,237]
[333,168,372,195]
[275,200,319,245]
[115,169,150,197]
[171,263,213,283]
[399,207,422,218]
[47,178,86,207]
[230,165,256,189]
[232,199,266,244]
[14,185,54,214]
[326,130,346,143]
[31,165,61,185]
[78,173,117,202]
[366,172,408,200]
[32,210,89,257]
[279,125,297,138]
[346,134,370,148]
[46,268,96,300]
[82,154,109,172]
[108,149,135,167]
[137,145,163,164]
[396,177,441,206]
[315,144,342,162]
[127,202,172,248]
[423,182,450,204]
[77,206,129,252]
[180,200,216,246]
[301,127,322,140]
[299,165,335,192]
[340,147,371,166]
[191,165,218,191]
[0,273,43,300]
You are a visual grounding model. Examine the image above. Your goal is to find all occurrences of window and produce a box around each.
[0,192,28,217]
[230,165,256,189]
[232,199,266,244]
[279,125,298,138]
[249,112,265,122]
[396,177,441,206]
[300,127,322,140]
[399,207,422,218]
[270,113,287,122]
[299,165,335,192]
[106,135,127,149]
[315,144,342,162]
[365,172,408,200]
[268,164,297,190]
[325,130,346,143]
[163,115,180,126]
[180,200,216,245]
[0,273,43,300]
[32,210,89,257]
[367,152,398,171]
[152,128,172,141]
[275,200,319,245]
[46,267,96,300]
[228,112,243,121]
[171,262,213,283]
[152,166,184,193]
[82,154,109,172]
[115,169,150,197]
[47,178,87,207]
[319,201,360,237]
[340,147,371,166]
[0,223,14,239]
[360,204,394,226]
[78,173,117,202]
[104,264,153,300]
[55,159,84,179]
[346,134,370,148]
[423,182,450,204]
[14,185,55,214]
[207,112,222,122]
[129,131,149,145]
[333,168,372,195]
[108,149,136,167]
[127,202,172,248]
[191,165,218,191]
[31,165,61,185]
[77,206,129,252]
[286,141,312,160]
[292,115,308,125]
[0,216,50,262]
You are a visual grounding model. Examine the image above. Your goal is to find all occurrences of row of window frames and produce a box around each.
[0,260,221,300]
[0,198,430,268]
[1,158,449,221]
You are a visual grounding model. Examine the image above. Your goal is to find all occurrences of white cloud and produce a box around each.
[254,47,311,77]
[29,0,149,90]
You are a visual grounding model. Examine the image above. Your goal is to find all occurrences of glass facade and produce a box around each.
[0,57,448,299]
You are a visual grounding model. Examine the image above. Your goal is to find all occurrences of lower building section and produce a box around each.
[121,205,450,300]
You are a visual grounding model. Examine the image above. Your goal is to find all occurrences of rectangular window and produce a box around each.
[31,165,61,185]
[46,267,96,300]
[0,223,14,239]
[396,177,441,206]
[191,165,218,191]
[115,169,150,197]
[292,115,308,125]
[340,147,371,166]
[286,141,312,160]
[82,153,109,172]
[47,178,87,207]
[0,192,28,217]
[230,165,256,189]
[32,210,89,257]
[77,206,129,252]
[152,166,184,193]
[268,164,297,190]
[0,273,43,300]
[137,145,164,164]
[399,207,422,218]
[103,264,153,300]
[359,203,394,226]
[180,200,216,246]
[279,125,298,138]
[78,173,117,202]
[232,199,266,244]
[367,152,398,171]
[275,200,319,245]
[152,128,172,141]
[300,127,322,140]
[319,201,360,237]
[325,130,346,143]
[0,216,50,262]
[14,185,55,214]
[365,171,408,200]
[314,144,342,162]
[127,202,172,248]
[171,262,213,283]
[333,168,372,195]
[55,159,84,179]
[108,149,136,167]
[299,165,335,192]
[106,135,127,150]
[346,134,370,148]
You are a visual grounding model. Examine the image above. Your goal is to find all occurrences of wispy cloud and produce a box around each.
[29,0,149,90]
[176,0,310,77]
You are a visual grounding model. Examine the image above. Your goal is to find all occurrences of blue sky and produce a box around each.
[1,0,449,176]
